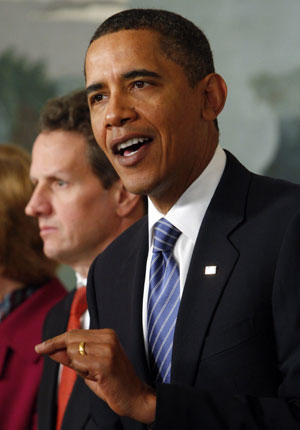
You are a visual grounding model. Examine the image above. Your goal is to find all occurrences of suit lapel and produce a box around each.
[120,218,152,384]
[44,290,75,385]
[98,217,152,385]
[38,291,75,430]
[62,377,91,429]
[172,152,251,385]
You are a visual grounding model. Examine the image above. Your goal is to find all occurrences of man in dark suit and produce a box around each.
[26,89,146,430]
[36,10,300,429]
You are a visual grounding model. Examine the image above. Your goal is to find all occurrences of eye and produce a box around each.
[56,179,67,187]
[132,80,149,89]
[90,93,107,105]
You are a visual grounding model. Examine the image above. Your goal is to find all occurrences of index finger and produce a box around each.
[35,328,113,354]
[35,331,70,355]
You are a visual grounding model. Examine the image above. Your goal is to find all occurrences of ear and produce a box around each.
[114,180,142,218]
[201,73,227,122]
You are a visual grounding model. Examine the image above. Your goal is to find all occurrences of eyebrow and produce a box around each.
[123,69,161,80]
[86,69,162,95]
[30,171,69,182]
[86,83,103,95]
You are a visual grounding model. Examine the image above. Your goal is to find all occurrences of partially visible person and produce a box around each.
[0,144,66,430]
[25,89,146,430]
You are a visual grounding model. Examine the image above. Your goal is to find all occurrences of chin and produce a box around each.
[43,245,61,262]
[124,177,159,197]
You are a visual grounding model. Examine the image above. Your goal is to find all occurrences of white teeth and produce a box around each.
[124,149,139,157]
[117,137,147,152]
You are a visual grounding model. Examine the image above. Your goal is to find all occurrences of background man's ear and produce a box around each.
[201,73,227,121]
[115,181,142,218]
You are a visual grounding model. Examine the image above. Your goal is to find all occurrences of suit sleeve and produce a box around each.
[154,212,300,430]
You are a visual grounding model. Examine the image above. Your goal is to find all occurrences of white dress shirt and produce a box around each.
[75,272,90,330]
[142,145,226,355]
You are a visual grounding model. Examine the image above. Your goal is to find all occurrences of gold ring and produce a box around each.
[78,341,86,356]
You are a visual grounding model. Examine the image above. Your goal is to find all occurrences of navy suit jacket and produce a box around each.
[38,290,99,430]
[87,151,300,429]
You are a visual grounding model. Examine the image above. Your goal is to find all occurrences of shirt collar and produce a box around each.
[148,145,226,245]
[75,272,87,289]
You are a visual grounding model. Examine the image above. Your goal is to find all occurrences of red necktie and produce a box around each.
[56,286,87,430]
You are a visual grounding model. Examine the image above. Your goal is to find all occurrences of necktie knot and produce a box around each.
[153,218,181,253]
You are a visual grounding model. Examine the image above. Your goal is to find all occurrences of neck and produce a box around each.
[65,253,100,279]
[151,139,218,214]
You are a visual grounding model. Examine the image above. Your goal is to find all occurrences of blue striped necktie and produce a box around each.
[147,218,181,383]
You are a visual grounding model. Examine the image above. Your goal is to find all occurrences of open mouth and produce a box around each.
[115,137,153,157]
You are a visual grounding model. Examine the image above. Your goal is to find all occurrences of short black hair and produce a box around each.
[39,89,119,189]
[89,9,218,130]
[90,9,215,88]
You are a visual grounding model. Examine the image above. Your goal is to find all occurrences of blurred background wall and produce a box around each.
[1,0,299,288]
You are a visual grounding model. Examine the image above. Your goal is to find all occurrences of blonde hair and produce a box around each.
[0,144,57,284]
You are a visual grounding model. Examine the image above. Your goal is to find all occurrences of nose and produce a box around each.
[25,186,52,218]
[105,93,138,129]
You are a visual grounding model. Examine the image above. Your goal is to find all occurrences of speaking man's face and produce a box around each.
[86,29,210,210]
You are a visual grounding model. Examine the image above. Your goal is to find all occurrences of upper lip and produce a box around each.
[110,133,153,154]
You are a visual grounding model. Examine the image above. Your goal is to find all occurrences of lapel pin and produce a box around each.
[205,265,217,275]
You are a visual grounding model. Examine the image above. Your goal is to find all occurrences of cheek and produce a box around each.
[91,116,106,148]
[146,100,179,137]
[58,201,86,228]
[61,214,79,234]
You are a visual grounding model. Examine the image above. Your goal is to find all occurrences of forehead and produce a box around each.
[85,29,173,84]
[31,130,89,176]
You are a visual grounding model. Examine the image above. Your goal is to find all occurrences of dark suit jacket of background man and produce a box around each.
[38,290,99,430]
[87,151,300,430]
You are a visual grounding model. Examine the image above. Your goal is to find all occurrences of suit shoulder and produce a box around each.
[226,150,300,213]
[249,171,300,213]
[252,169,300,193]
